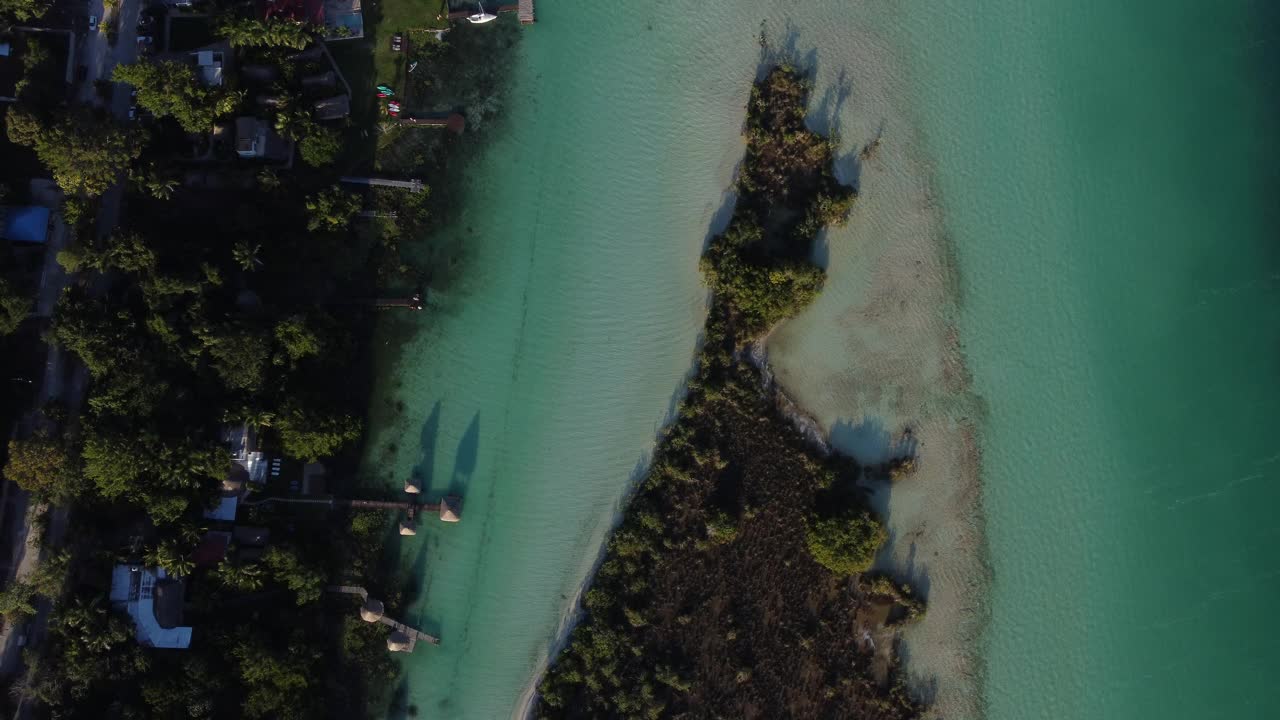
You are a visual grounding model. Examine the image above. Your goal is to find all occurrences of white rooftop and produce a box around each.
[109,565,193,649]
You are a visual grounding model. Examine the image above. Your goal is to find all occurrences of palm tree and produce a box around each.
[232,240,264,272]
[145,540,194,577]
[146,176,178,200]
[215,560,264,592]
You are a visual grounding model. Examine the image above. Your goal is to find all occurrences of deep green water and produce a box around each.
[896,1,1280,718]
[364,1,1280,718]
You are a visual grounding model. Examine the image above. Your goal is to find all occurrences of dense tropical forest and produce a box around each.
[535,67,924,720]
[0,3,521,717]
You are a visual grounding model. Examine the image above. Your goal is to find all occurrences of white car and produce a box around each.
[89,15,98,31]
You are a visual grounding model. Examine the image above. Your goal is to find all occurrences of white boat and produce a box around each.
[467,1,497,23]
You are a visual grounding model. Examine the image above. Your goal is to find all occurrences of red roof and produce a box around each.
[262,0,324,26]
[192,532,231,567]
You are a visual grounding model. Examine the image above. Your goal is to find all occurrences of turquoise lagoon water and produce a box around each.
[365,0,1280,718]
[889,1,1280,718]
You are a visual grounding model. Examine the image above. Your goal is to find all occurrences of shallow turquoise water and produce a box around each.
[890,1,1280,717]
[366,0,1280,717]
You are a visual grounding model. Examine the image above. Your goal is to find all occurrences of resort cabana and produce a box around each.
[404,478,421,494]
[439,495,463,523]
[399,521,417,536]
[387,631,413,652]
[359,598,385,623]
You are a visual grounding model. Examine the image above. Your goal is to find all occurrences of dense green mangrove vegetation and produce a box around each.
[535,67,923,719]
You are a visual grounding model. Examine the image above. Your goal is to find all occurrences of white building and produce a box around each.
[109,565,193,649]
[192,50,224,86]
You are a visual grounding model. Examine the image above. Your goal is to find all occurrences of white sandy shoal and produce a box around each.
[763,23,989,717]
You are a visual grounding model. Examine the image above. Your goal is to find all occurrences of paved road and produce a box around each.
[0,0,143,698]
[77,0,142,108]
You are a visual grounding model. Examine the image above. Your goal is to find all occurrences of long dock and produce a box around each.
[339,176,425,193]
[450,1,535,23]
[384,618,440,648]
[398,113,467,134]
[251,496,445,513]
[326,586,441,649]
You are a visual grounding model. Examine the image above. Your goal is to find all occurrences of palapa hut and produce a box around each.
[404,478,421,494]
[399,520,417,536]
[438,495,463,523]
[387,631,413,652]
[359,598,385,623]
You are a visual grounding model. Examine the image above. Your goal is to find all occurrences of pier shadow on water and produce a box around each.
[411,401,443,491]
[444,411,480,499]
[404,411,480,636]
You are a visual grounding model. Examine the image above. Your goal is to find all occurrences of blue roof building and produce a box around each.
[1,206,51,244]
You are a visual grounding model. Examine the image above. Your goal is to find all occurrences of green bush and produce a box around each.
[804,509,887,576]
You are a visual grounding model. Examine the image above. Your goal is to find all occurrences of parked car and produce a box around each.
[128,106,137,120]
[89,15,98,31]
[391,34,403,52]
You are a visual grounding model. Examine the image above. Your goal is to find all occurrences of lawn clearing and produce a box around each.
[368,0,449,91]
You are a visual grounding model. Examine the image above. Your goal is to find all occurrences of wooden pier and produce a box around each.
[339,176,425,193]
[326,586,441,649]
[450,1,535,23]
[398,113,467,134]
[249,494,462,522]
[372,293,425,310]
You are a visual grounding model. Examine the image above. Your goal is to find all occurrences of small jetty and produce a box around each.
[448,1,534,23]
[329,292,425,311]
[517,0,535,25]
[327,587,441,651]
[372,293,425,311]
[339,176,425,193]
[398,113,467,134]
[253,493,463,521]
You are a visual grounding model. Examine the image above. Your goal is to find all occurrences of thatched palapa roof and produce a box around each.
[439,495,462,523]
[387,631,413,652]
[360,598,385,623]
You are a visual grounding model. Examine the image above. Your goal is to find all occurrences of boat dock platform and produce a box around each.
[327,586,441,650]
[448,1,535,23]
[399,113,467,134]
[339,176,425,193]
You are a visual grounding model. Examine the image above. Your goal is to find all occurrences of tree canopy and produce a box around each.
[262,546,324,606]
[304,185,360,232]
[5,109,144,197]
[113,60,242,133]
[3,432,79,502]
[804,508,887,576]
[274,400,361,462]
[218,18,317,50]
[82,428,227,524]
[0,278,29,335]
[0,0,51,23]
[298,127,341,167]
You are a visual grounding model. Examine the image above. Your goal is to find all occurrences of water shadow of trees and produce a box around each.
[755,19,876,273]
[830,416,917,467]
[832,415,934,706]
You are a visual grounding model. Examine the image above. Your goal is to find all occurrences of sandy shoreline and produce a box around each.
[764,31,990,716]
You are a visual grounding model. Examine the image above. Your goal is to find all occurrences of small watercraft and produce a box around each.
[467,1,497,23]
